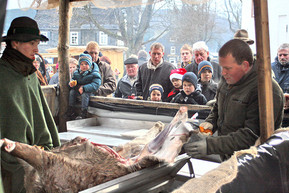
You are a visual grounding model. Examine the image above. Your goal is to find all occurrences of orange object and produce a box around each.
[70,80,77,87]
[199,126,213,135]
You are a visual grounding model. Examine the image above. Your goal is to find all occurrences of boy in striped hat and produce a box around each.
[197,60,218,102]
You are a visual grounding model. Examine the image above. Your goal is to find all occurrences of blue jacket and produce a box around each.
[71,63,101,93]
[272,56,289,93]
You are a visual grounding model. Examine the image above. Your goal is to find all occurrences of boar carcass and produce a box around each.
[0,107,192,193]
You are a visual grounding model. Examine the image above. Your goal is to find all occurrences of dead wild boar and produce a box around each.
[0,107,193,193]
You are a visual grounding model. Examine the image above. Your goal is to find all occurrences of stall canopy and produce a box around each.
[12,0,210,10]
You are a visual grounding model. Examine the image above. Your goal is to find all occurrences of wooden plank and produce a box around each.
[90,96,212,111]
[253,0,274,143]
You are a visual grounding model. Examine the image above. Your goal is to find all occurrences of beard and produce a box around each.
[280,59,289,65]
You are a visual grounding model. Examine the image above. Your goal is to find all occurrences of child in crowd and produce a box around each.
[171,72,207,105]
[164,68,187,102]
[33,57,48,86]
[67,53,101,119]
[197,61,218,102]
[69,58,78,80]
[147,84,163,102]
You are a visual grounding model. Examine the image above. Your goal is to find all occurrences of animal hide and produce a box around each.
[1,107,192,193]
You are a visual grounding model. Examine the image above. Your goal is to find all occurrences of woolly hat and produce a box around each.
[149,84,164,96]
[78,53,92,67]
[2,17,48,42]
[170,68,187,81]
[198,61,213,77]
[234,29,254,45]
[124,57,138,65]
[182,72,198,89]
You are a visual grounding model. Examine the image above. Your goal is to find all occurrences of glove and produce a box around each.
[183,139,207,158]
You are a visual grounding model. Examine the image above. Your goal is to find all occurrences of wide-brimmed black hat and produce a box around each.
[2,16,48,42]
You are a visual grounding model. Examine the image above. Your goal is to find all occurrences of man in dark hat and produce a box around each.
[114,57,139,98]
[0,16,60,193]
[233,29,254,45]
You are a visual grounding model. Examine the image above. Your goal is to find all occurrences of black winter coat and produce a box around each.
[135,61,175,100]
[170,90,207,105]
[198,79,218,101]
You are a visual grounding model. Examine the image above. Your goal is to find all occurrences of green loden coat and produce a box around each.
[205,64,284,160]
[0,58,60,193]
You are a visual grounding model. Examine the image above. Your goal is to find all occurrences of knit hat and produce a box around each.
[198,61,213,77]
[149,84,164,96]
[78,53,92,67]
[182,72,198,89]
[234,29,254,45]
[2,17,48,42]
[170,68,187,81]
[124,57,138,65]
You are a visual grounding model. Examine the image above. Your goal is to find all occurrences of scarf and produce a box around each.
[147,58,163,70]
[1,47,36,76]
[35,69,48,85]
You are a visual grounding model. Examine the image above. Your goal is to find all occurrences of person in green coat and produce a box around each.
[184,39,284,161]
[0,16,60,193]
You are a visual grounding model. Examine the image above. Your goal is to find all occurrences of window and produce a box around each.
[170,46,176,55]
[169,57,176,65]
[40,31,48,45]
[117,32,124,46]
[99,31,108,45]
[70,32,78,45]
[170,37,176,42]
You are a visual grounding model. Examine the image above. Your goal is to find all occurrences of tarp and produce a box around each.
[12,0,209,10]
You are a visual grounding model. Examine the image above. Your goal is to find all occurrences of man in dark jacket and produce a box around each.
[185,41,222,83]
[184,39,284,161]
[85,41,116,96]
[271,43,289,93]
[135,42,175,100]
[114,57,139,98]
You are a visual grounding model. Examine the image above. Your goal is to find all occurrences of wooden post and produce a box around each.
[58,0,71,132]
[253,0,274,143]
[0,0,7,43]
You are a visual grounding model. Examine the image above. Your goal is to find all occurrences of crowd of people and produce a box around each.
[1,16,289,192]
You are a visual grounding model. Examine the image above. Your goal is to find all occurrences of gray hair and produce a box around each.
[278,43,289,51]
[192,41,209,52]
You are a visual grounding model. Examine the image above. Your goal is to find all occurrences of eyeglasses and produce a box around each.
[279,54,289,57]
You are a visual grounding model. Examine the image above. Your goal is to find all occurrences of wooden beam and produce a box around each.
[90,96,212,111]
[58,0,71,132]
[253,0,274,143]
